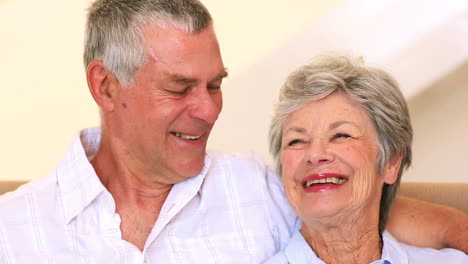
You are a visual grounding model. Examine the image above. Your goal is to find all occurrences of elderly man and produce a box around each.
[0,0,465,263]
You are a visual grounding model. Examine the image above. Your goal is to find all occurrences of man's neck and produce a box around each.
[112,185,170,252]
[91,138,173,251]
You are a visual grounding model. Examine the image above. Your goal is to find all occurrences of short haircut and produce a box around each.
[269,53,413,233]
[84,0,213,85]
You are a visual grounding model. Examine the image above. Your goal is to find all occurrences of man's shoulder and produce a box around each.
[206,151,285,193]
[208,151,271,174]
[0,173,73,262]
[202,151,298,247]
[0,174,58,217]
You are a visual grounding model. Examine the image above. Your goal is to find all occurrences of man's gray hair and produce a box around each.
[269,53,413,234]
[83,0,213,85]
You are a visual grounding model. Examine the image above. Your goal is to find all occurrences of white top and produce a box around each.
[266,230,468,264]
[0,127,298,264]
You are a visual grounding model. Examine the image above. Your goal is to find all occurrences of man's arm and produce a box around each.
[387,196,468,253]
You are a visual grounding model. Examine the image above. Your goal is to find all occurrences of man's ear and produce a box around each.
[382,154,403,184]
[86,61,118,111]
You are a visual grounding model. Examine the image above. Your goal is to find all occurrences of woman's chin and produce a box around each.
[296,192,353,222]
[301,204,348,221]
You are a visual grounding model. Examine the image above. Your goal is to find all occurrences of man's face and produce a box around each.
[109,26,226,185]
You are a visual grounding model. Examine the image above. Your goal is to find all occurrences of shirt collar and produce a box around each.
[285,230,408,264]
[144,155,211,250]
[158,154,211,217]
[57,127,106,224]
[379,231,409,264]
[284,230,325,264]
[57,127,214,225]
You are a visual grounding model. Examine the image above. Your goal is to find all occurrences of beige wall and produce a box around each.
[405,62,468,182]
[208,0,468,185]
[0,0,98,181]
[0,0,340,181]
[1,0,466,184]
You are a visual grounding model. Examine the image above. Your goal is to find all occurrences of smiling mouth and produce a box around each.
[170,132,201,140]
[304,177,348,188]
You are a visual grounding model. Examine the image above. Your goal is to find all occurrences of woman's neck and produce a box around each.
[301,211,383,264]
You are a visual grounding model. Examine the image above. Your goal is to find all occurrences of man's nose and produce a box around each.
[189,89,222,124]
[305,140,335,167]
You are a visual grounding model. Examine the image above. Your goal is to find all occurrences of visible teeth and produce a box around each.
[305,177,348,187]
[172,132,201,140]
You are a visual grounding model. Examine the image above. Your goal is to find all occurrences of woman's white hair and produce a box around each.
[269,53,413,234]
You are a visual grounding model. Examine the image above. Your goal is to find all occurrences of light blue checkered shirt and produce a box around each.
[265,230,468,263]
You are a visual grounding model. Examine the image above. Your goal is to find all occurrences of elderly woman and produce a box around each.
[267,54,467,263]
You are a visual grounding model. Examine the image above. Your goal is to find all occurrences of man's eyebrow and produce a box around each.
[210,68,229,82]
[164,68,229,84]
[166,73,197,84]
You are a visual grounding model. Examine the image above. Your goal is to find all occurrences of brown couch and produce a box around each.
[1,181,467,213]
[398,182,468,213]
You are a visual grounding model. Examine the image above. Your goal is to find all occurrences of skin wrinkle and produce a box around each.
[89,24,226,250]
[94,143,172,200]
[281,91,398,264]
[303,222,382,264]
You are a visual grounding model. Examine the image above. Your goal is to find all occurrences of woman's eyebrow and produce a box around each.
[283,127,307,136]
[329,121,353,130]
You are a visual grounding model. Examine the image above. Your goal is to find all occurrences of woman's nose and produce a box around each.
[305,141,335,167]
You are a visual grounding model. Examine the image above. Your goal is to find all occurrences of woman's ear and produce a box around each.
[86,61,118,112]
[382,154,403,184]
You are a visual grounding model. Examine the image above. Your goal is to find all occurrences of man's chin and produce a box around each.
[177,159,206,179]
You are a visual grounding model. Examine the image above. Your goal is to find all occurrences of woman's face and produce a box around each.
[281,91,398,222]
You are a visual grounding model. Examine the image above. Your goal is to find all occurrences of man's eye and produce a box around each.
[167,87,189,95]
[288,139,303,146]
[207,84,222,91]
[207,86,221,94]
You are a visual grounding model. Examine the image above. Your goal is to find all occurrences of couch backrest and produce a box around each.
[398,182,468,213]
[0,181,25,195]
[0,181,467,213]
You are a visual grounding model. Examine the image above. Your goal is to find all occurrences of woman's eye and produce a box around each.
[288,139,303,146]
[332,133,351,140]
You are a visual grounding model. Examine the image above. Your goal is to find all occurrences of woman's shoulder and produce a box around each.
[382,231,467,263]
[402,244,467,263]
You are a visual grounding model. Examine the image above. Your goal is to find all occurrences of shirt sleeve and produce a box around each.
[263,160,300,251]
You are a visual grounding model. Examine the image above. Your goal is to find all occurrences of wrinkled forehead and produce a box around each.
[133,25,225,83]
[282,91,375,133]
[140,24,218,58]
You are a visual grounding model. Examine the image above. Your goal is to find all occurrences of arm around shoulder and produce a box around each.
[386,196,468,253]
